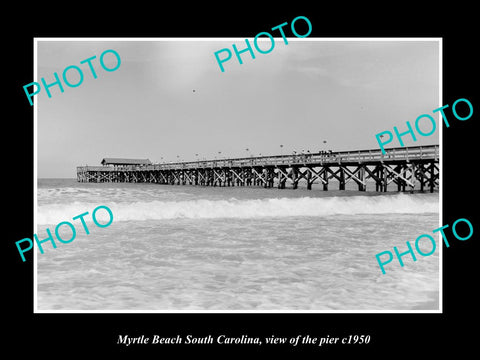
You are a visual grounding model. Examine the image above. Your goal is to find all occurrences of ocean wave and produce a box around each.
[36,194,439,224]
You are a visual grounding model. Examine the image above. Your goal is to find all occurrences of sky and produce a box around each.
[36,39,440,178]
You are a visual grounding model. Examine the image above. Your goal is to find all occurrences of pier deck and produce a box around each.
[77,145,439,192]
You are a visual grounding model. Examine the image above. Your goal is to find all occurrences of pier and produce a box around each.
[76,145,439,192]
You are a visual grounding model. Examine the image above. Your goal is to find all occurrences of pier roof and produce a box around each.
[101,158,152,166]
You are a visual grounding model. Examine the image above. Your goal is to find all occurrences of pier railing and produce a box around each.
[77,145,439,172]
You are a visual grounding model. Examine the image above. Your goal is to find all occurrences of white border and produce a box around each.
[33,39,39,310]
[33,37,443,314]
[438,39,443,313]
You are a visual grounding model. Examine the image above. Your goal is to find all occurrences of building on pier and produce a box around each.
[100,158,152,168]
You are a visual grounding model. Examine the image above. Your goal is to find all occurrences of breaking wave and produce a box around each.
[36,194,439,224]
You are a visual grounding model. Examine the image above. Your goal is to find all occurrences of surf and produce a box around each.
[36,193,439,224]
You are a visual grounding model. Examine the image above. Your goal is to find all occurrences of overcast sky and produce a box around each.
[36,39,440,178]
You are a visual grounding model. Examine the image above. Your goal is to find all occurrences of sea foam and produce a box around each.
[36,193,439,224]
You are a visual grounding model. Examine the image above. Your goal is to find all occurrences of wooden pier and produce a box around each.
[76,145,439,192]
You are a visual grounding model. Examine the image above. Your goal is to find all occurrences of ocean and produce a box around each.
[36,178,440,311]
